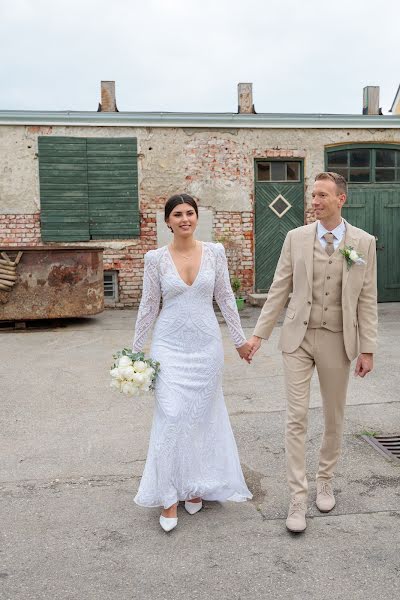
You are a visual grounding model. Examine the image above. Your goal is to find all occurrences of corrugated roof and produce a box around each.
[1,110,400,129]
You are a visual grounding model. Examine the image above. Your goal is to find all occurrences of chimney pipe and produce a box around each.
[238,83,255,114]
[98,80,118,112]
[363,86,380,115]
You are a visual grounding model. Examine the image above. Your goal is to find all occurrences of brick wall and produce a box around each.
[214,211,254,293]
[0,213,41,246]
[102,207,158,307]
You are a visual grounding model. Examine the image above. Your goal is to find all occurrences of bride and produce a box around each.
[132,194,252,531]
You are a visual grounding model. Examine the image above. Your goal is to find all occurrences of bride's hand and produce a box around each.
[237,342,252,363]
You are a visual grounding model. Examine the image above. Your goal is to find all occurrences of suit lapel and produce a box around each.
[342,220,358,291]
[303,222,317,290]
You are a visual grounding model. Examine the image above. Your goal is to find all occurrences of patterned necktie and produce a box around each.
[323,232,335,256]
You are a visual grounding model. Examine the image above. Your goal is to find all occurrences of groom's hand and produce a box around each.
[354,353,373,377]
[247,335,262,360]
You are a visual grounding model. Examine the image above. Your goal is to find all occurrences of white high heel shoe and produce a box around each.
[184,500,203,515]
[159,515,178,532]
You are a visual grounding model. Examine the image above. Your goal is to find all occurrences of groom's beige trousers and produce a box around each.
[282,327,350,500]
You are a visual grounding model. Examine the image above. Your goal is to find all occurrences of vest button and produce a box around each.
[324,307,328,311]
[323,321,327,325]
[307,301,311,305]
[329,260,333,264]
[327,276,331,279]
[325,292,329,296]
[303,321,308,325]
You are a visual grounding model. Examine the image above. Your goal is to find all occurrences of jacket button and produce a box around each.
[323,321,327,325]
[327,276,331,280]
[307,301,311,305]
[325,292,329,296]
[303,321,308,325]
[324,307,328,311]
[329,260,333,264]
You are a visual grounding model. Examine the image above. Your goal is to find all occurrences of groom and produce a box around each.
[248,172,378,532]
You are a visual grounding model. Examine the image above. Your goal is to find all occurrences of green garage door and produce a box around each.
[327,145,400,302]
[254,160,304,292]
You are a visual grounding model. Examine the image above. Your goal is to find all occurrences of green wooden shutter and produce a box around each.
[38,137,90,241]
[87,138,139,239]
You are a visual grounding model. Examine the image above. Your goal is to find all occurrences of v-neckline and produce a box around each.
[167,242,204,288]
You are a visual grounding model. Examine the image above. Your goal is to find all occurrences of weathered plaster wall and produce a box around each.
[2,124,400,215]
[1,123,400,306]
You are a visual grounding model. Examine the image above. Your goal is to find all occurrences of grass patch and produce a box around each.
[358,429,380,437]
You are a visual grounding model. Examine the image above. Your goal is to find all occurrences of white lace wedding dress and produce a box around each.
[132,242,252,508]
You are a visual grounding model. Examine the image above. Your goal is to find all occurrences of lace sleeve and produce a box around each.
[132,250,161,352]
[213,243,247,348]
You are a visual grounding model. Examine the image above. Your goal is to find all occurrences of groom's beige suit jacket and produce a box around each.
[253,220,378,361]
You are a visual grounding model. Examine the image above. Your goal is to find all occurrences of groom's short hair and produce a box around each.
[315,172,347,196]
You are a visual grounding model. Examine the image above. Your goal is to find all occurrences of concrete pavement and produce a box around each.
[1,304,399,599]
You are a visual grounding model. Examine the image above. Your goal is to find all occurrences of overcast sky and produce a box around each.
[0,0,399,115]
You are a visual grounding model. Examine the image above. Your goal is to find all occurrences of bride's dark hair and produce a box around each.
[164,194,199,221]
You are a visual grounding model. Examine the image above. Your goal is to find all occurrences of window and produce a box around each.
[38,137,139,241]
[257,161,301,182]
[104,271,119,302]
[327,147,400,183]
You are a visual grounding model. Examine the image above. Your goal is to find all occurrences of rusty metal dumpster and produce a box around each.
[0,247,104,321]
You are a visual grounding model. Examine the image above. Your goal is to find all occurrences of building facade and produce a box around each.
[1,84,400,306]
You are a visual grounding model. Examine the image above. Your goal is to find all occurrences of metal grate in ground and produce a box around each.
[362,435,400,460]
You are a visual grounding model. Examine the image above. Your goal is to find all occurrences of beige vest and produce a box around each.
[308,234,344,332]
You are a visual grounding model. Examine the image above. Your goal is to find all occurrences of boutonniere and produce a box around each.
[340,245,366,270]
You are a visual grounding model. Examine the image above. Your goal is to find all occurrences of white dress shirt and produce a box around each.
[317,219,346,251]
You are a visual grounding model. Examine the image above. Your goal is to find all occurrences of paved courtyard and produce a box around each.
[1,303,399,599]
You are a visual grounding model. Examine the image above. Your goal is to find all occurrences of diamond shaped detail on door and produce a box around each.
[269,194,292,218]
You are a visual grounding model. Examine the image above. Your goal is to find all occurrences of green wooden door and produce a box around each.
[255,160,304,291]
[326,144,400,302]
[343,185,400,301]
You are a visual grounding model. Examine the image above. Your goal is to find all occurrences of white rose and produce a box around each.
[110,367,121,379]
[144,367,155,379]
[118,365,136,380]
[133,360,147,373]
[121,381,136,396]
[140,382,151,392]
[141,376,152,388]
[118,355,133,367]
[110,379,122,391]
[132,372,145,385]
[349,250,359,262]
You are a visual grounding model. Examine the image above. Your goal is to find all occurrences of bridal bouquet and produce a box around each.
[110,349,160,396]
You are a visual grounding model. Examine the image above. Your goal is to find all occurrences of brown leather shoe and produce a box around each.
[286,497,307,532]
[316,480,336,512]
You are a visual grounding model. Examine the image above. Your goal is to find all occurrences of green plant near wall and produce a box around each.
[231,275,242,298]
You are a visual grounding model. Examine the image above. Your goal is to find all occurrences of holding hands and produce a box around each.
[236,335,262,364]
